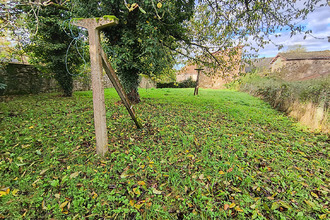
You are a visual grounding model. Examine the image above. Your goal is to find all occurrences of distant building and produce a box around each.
[176,48,242,89]
[245,57,273,73]
[270,50,330,81]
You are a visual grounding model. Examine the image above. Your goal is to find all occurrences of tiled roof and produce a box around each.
[270,50,330,64]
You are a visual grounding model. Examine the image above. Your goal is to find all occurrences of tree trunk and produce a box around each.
[127,88,141,104]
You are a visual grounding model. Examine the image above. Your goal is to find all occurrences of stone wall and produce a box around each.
[0,63,60,95]
[0,63,154,96]
[271,58,330,81]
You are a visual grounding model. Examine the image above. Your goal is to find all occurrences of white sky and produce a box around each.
[256,4,330,57]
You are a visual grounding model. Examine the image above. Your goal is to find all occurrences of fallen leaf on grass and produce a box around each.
[0,188,10,197]
[224,204,229,210]
[133,187,141,196]
[138,181,145,186]
[39,169,49,175]
[60,201,68,209]
[304,200,317,209]
[152,188,162,195]
[229,203,236,208]
[311,192,318,198]
[235,206,244,212]
[11,189,19,196]
[69,171,80,179]
[219,171,225,175]
[227,167,233,173]
[319,214,327,219]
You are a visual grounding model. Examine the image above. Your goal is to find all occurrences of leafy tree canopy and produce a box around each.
[71,0,195,102]
[182,0,328,78]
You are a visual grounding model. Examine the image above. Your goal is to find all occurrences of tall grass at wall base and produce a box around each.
[229,72,329,132]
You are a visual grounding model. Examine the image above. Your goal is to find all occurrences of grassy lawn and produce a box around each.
[0,88,329,219]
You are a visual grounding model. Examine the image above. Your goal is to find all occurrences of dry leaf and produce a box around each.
[152,188,162,195]
[224,204,229,210]
[138,181,145,186]
[229,203,236,208]
[133,187,141,196]
[219,171,225,175]
[69,172,80,179]
[60,201,68,209]
[311,192,318,198]
[227,167,233,173]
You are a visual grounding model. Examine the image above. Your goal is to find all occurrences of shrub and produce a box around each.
[156,77,196,88]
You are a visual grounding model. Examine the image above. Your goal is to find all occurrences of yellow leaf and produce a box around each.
[157,2,162,8]
[311,192,318,198]
[0,191,8,197]
[219,171,225,175]
[149,164,153,168]
[133,187,141,196]
[140,164,145,169]
[235,206,244,212]
[60,201,68,209]
[12,189,19,196]
[229,203,236,208]
[319,214,327,219]
[29,126,34,129]
[138,181,146,186]
[135,203,144,209]
[130,200,135,207]
[92,192,98,199]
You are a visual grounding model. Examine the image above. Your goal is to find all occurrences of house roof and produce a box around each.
[270,50,330,64]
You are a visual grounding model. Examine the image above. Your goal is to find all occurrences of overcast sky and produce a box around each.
[256,4,330,58]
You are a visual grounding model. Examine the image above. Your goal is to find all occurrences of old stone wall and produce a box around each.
[0,63,60,95]
[0,63,155,96]
[272,59,330,81]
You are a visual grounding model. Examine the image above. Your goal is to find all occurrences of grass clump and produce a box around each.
[0,88,329,219]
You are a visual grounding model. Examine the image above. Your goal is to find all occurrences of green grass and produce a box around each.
[0,88,329,219]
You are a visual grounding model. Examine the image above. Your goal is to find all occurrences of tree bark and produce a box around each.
[127,88,141,104]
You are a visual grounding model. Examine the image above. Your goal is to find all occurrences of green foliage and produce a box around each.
[183,0,326,76]
[0,83,6,90]
[72,0,194,100]
[1,89,329,219]
[22,4,85,97]
[237,73,330,111]
[157,77,196,88]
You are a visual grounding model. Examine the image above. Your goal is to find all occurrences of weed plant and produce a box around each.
[0,88,329,219]
[231,72,329,111]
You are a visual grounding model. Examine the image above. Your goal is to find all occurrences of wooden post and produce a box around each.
[194,68,203,96]
[73,17,118,156]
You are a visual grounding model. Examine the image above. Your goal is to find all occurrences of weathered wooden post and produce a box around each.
[73,16,118,156]
[73,16,142,156]
[194,68,203,96]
